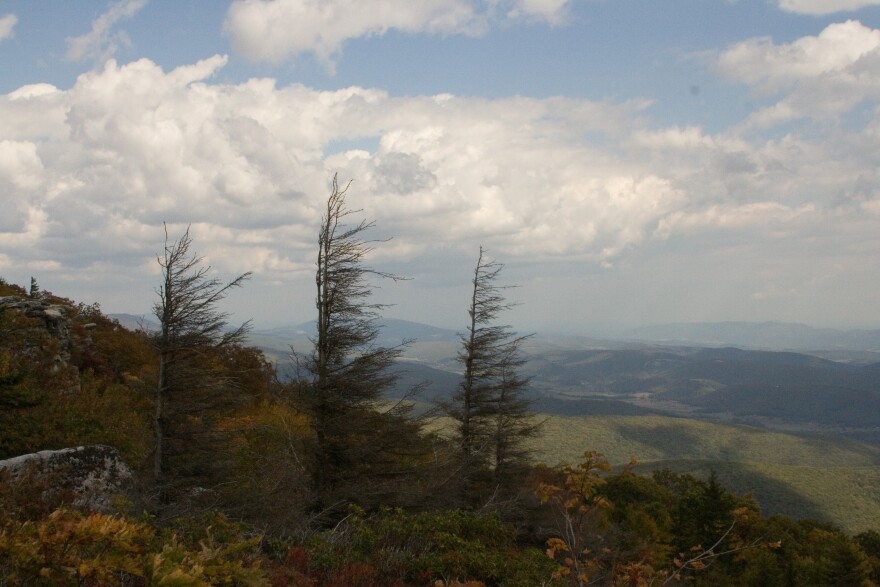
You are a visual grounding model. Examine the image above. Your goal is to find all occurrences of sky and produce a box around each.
[2,0,880,333]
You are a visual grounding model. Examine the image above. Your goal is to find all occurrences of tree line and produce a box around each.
[147,172,539,519]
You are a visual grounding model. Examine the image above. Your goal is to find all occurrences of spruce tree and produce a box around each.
[445,247,538,507]
[299,174,423,518]
[152,225,251,499]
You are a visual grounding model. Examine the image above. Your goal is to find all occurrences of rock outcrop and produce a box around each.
[0,295,74,362]
[0,445,134,513]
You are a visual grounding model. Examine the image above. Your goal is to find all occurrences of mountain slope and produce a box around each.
[535,414,880,534]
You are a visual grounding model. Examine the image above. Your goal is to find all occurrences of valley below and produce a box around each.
[248,317,880,533]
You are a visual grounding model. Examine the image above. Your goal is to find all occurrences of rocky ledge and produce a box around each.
[0,445,134,513]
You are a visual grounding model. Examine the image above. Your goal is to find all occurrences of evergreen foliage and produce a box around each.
[443,247,537,507]
[296,175,427,519]
[152,224,251,500]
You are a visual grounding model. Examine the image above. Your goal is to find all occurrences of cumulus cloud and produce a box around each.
[506,0,572,24]
[0,14,16,41]
[716,20,880,126]
[66,0,148,63]
[0,55,681,285]
[2,43,880,325]
[777,0,880,14]
[225,0,572,65]
[717,20,880,90]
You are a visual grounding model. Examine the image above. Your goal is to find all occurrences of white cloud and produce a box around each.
[777,0,880,14]
[506,0,572,24]
[66,0,148,63]
[716,20,880,126]
[0,14,16,41]
[225,0,480,65]
[225,0,572,65]
[655,202,815,238]
[718,20,880,90]
[0,55,680,282]
[2,52,880,326]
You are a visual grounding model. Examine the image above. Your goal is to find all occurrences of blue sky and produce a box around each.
[2,0,880,333]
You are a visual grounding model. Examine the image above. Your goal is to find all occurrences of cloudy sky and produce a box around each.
[2,0,880,333]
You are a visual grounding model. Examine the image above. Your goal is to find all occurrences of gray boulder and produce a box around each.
[0,445,134,513]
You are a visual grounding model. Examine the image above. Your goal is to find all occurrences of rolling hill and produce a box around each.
[534,414,880,534]
[244,319,880,442]
[113,314,880,533]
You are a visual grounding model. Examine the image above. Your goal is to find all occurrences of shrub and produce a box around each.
[0,508,270,586]
[298,507,556,586]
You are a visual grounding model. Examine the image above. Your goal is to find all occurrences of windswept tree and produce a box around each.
[445,247,538,506]
[153,225,251,494]
[492,341,540,489]
[299,175,424,516]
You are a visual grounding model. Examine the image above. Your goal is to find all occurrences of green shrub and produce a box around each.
[301,507,557,587]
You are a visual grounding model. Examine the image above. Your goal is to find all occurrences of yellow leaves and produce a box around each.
[536,450,618,585]
[1,508,269,586]
[0,508,153,584]
[536,482,561,504]
[216,414,259,432]
[574,450,612,476]
[122,371,143,384]
[733,505,758,525]
[546,537,570,559]
[150,542,211,587]
[0,348,11,376]
[617,561,658,587]
[594,495,613,511]
[154,567,210,587]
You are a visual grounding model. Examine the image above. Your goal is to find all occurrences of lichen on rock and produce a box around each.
[0,445,134,513]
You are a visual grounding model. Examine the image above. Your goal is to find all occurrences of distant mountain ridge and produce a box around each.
[628,321,880,353]
[109,313,158,332]
[110,313,880,441]
[113,314,880,353]
[252,317,460,345]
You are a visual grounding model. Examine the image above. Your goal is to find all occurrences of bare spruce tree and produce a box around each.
[301,174,423,517]
[445,246,538,506]
[153,225,251,494]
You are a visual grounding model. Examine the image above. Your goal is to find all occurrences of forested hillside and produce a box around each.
[2,185,880,586]
[536,415,880,535]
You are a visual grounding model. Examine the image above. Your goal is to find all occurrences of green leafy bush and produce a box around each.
[298,507,556,587]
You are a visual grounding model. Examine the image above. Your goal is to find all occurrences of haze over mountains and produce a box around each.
[108,311,880,530]
[627,322,880,356]
[112,314,880,443]
[222,317,880,443]
[112,314,880,354]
